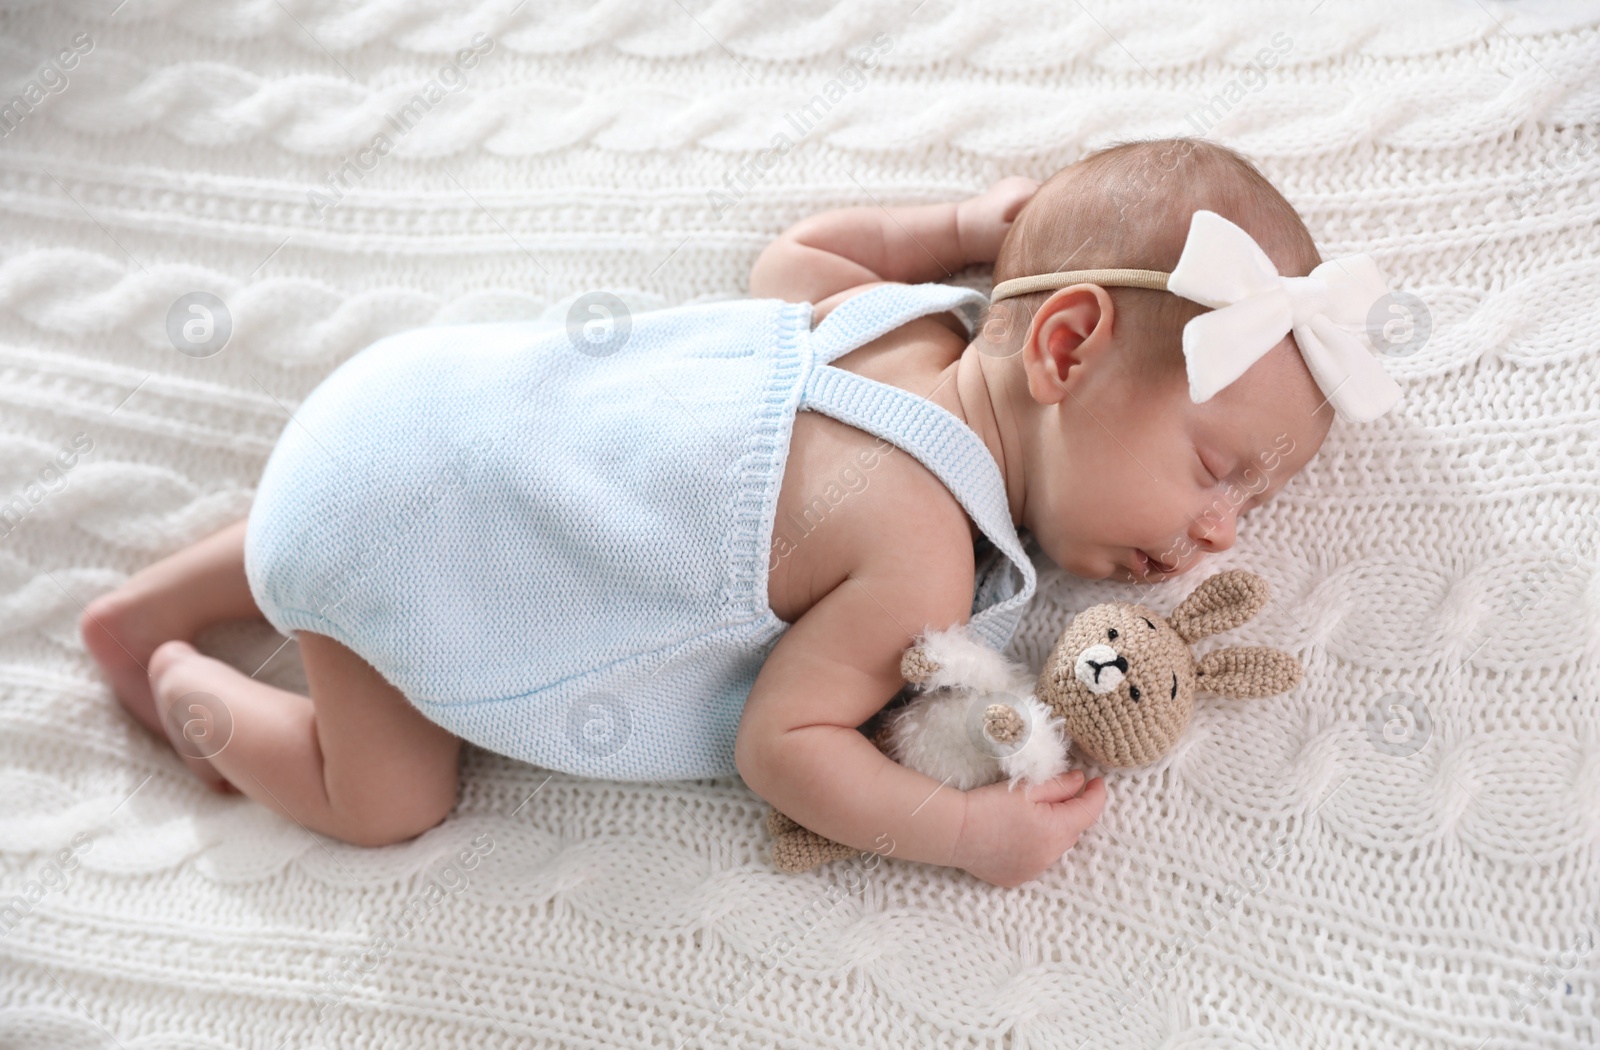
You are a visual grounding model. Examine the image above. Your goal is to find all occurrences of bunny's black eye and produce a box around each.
[1107,628,1118,640]
[1129,684,1141,702]
[1142,617,1155,630]
[1170,672,1177,699]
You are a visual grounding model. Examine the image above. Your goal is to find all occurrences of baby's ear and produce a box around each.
[1169,570,1271,644]
[1195,646,1303,698]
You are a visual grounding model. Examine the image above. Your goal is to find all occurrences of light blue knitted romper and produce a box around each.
[244,281,1038,781]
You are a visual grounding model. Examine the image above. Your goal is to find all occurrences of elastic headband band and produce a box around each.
[988,268,1170,302]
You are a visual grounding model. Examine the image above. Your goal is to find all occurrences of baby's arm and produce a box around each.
[735,554,972,869]
[736,535,1103,885]
[748,177,1039,303]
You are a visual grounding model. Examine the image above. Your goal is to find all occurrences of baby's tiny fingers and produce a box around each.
[1026,769,1084,803]
[1058,777,1107,831]
[992,176,1041,217]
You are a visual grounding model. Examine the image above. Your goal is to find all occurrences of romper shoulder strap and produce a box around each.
[810,281,988,365]
[798,282,1035,652]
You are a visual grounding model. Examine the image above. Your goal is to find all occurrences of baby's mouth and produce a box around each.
[1133,549,1177,576]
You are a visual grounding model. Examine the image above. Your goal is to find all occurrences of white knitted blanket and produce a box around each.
[2,2,1597,1047]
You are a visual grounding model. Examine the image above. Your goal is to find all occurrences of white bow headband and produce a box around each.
[988,209,1403,423]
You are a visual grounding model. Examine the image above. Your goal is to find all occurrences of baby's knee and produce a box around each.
[341,777,458,848]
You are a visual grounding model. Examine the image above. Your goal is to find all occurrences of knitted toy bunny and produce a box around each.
[765,569,1304,873]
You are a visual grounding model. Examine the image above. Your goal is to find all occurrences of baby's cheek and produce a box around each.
[1124,487,1187,535]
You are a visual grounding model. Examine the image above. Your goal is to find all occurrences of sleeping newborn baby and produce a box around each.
[79,137,1401,888]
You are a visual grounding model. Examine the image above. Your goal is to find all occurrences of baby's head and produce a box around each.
[975,137,1334,584]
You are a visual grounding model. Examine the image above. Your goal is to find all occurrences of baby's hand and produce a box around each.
[956,176,1041,265]
[952,769,1106,888]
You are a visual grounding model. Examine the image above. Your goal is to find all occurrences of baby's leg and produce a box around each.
[79,517,261,741]
[148,631,461,847]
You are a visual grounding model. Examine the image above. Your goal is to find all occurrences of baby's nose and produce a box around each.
[1189,506,1237,553]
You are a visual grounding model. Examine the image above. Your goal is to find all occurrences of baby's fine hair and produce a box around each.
[984,138,1322,382]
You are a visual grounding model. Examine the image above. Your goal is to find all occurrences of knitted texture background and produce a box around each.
[2,1,1598,1048]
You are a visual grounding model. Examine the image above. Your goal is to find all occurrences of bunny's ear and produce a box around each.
[1168,570,1271,644]
[1195,646,1303,698]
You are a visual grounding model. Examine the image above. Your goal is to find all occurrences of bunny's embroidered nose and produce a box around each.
[1075,643,1128,694]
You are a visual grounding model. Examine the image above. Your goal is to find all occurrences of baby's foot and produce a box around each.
[148,640,239,794]
[79,591,170,737]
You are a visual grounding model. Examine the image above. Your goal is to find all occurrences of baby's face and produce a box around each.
[1024,335,1332,584]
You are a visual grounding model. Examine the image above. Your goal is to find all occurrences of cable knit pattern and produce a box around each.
[1,2,1597,1048]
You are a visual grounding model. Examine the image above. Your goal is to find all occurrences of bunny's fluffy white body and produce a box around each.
[879,625,1072,791]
